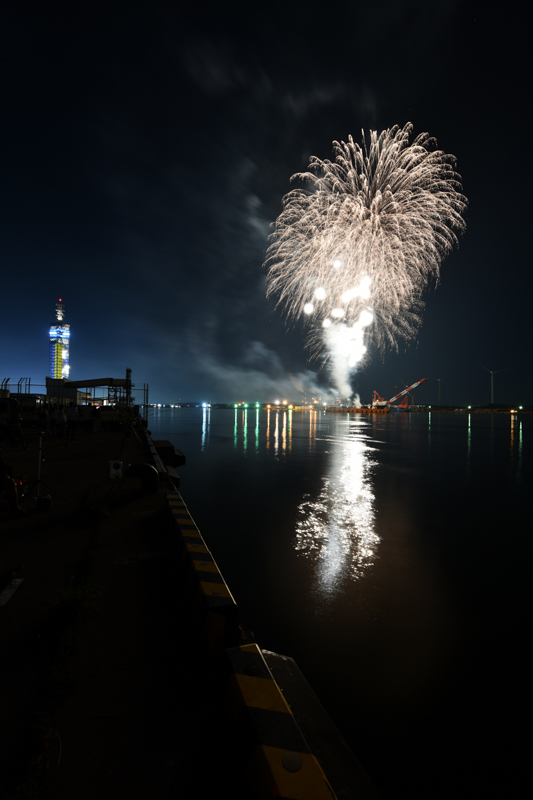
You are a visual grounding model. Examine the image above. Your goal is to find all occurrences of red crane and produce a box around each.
[372,378,427,408]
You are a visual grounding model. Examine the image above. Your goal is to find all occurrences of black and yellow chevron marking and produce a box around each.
[226,644,337,800]
[166,492,239,648]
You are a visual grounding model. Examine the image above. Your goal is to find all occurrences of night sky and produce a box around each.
[2,2,530,406]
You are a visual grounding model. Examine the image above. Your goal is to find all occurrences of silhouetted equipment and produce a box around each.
[372,378,427,408]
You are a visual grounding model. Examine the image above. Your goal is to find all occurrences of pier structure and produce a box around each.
[0,410,380,798]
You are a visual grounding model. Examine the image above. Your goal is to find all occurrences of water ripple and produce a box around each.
[294,430,379,597]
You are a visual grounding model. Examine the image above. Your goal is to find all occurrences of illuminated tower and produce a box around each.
[49,299,70,379]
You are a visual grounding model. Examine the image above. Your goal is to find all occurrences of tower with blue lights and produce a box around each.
[49,298,70,379]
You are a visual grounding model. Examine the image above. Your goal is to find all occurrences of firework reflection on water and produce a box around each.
[294,416,379,597]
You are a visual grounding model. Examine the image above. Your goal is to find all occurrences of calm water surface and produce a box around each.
[148,407,530,798]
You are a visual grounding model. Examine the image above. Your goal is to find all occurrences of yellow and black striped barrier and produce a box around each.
[167,492,239,650]
[226,643,337,799]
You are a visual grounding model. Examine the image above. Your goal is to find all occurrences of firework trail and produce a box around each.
[264,123,467,397]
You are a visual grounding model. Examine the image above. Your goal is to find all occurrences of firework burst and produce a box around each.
[265,122,467,396]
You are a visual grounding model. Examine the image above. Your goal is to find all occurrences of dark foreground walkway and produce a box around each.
[1,424,249,799]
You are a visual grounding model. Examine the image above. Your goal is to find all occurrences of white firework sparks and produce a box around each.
[265,122,467,396]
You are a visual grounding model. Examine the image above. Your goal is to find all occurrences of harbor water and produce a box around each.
[147,407,529,798]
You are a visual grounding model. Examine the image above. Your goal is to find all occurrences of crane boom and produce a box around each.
[372,378,427,408]
[387,378,427,404]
